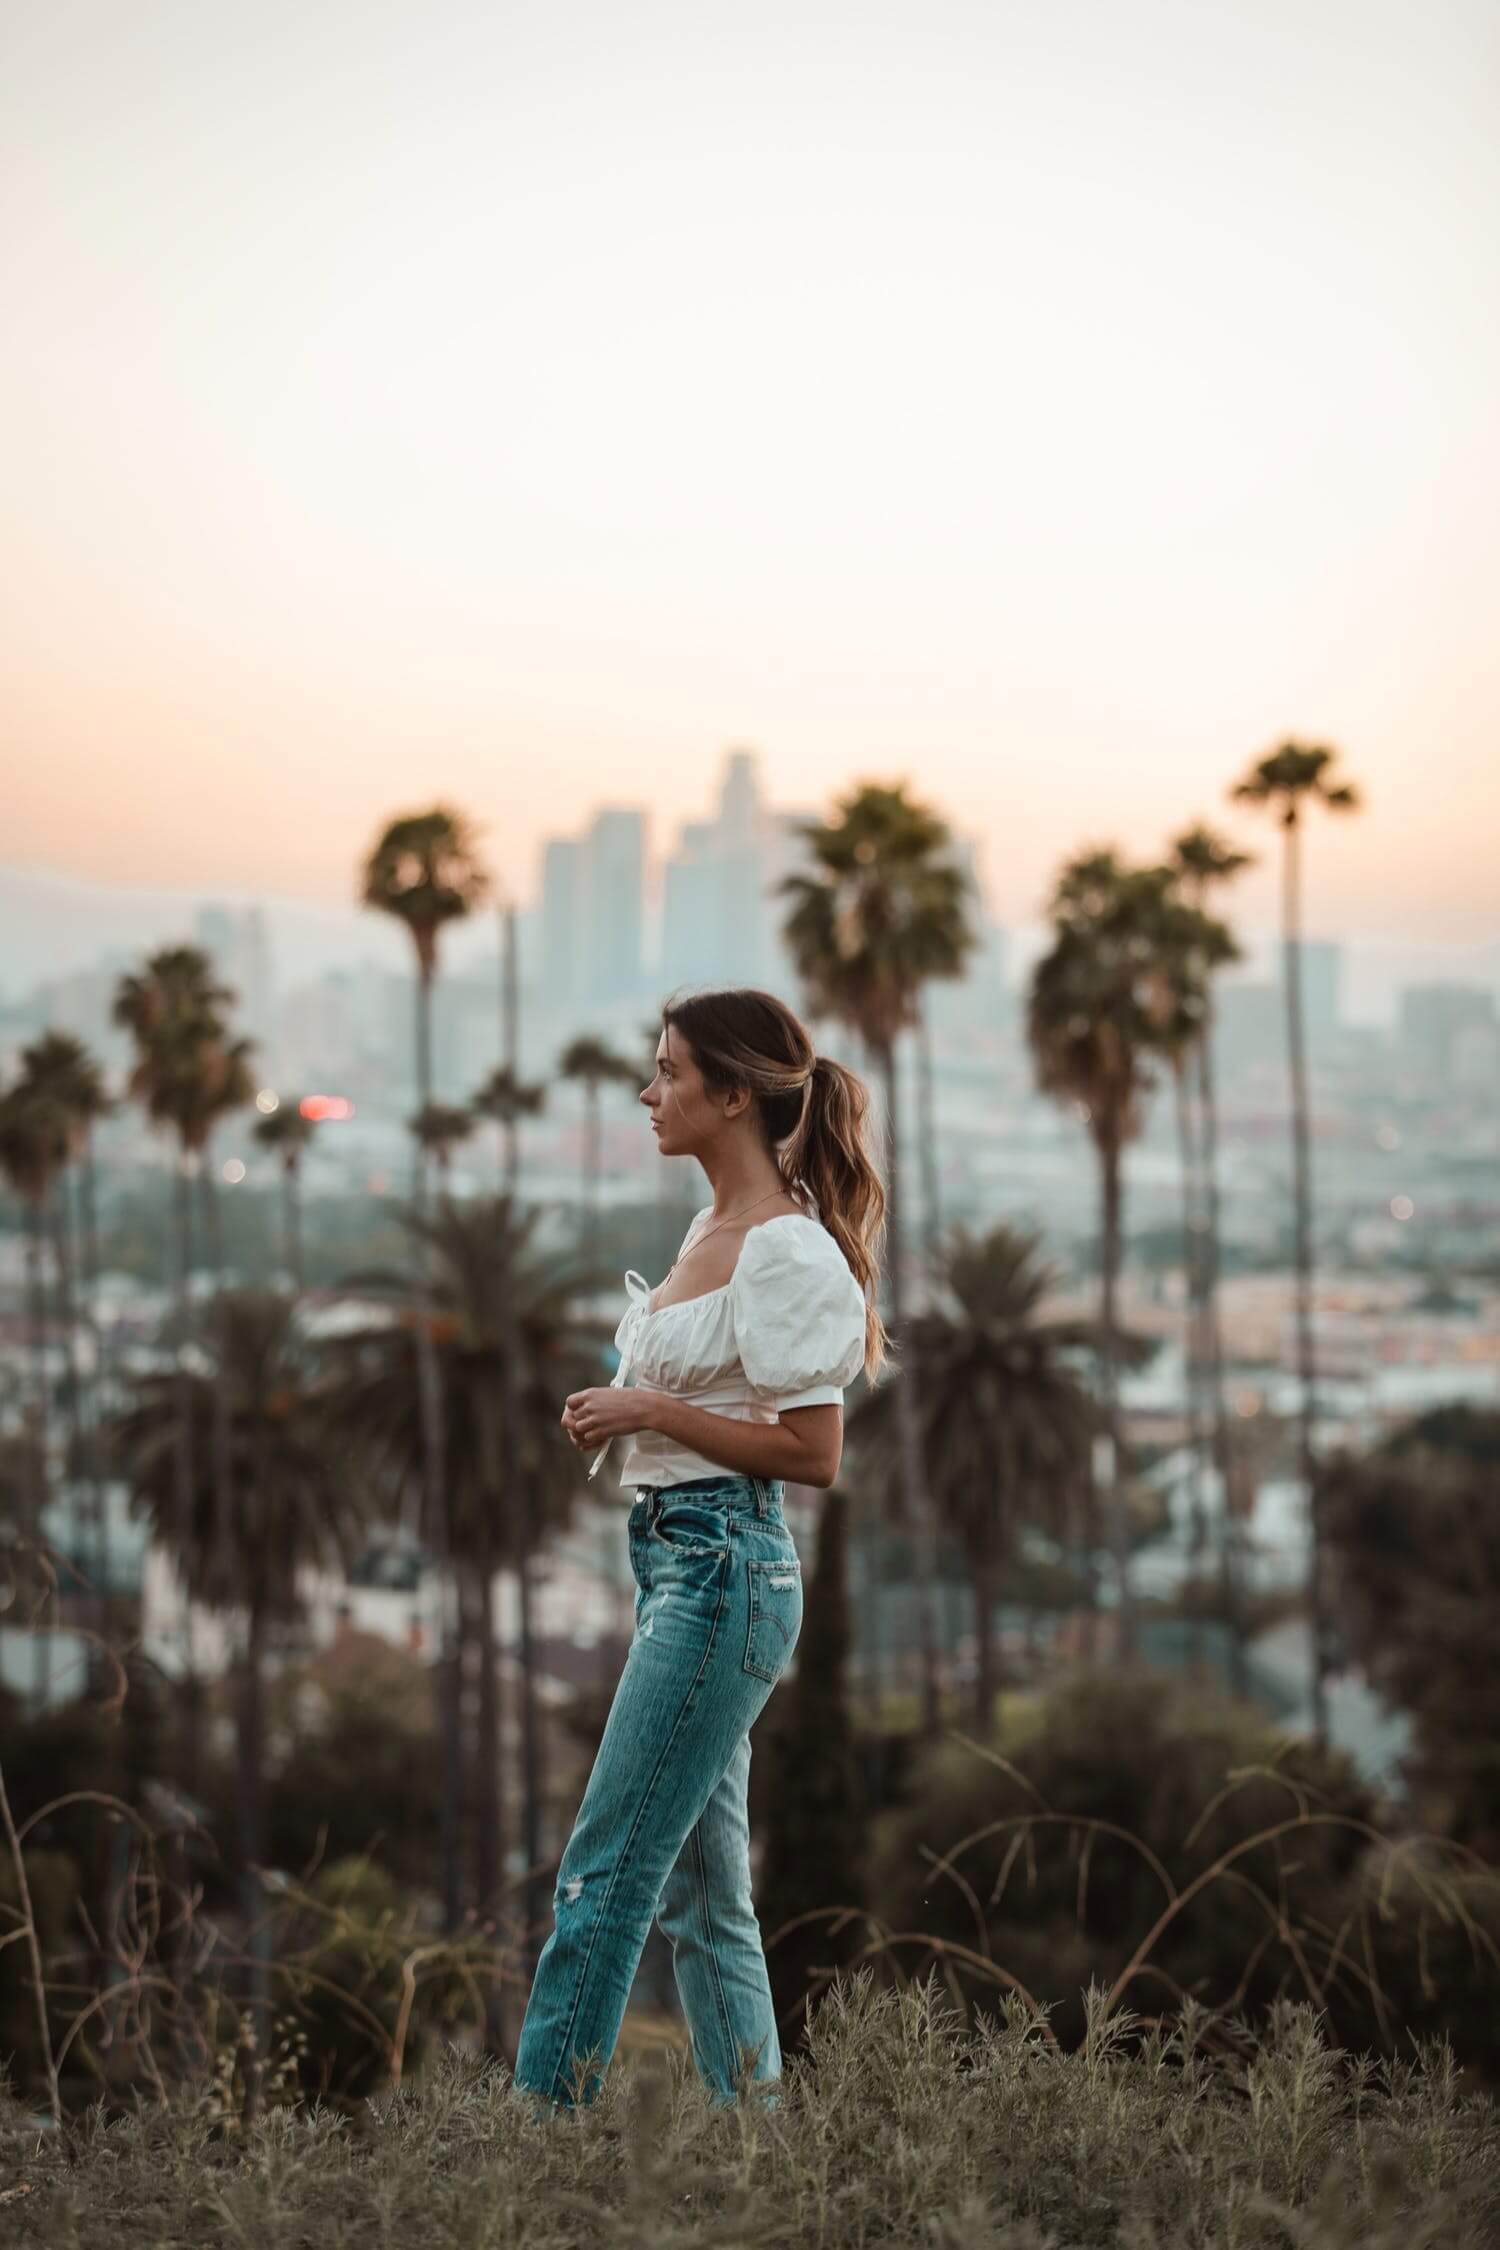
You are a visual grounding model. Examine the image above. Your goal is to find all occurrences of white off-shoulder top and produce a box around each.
[590,1200,869,1493]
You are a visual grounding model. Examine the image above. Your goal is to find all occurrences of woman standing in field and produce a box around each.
[512,986,888,2112]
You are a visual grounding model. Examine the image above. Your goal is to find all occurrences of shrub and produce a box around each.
[864,1661,1500,2083]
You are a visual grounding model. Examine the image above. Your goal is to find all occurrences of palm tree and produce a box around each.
[360,807,491,1185]
[1229,742,1361,1745]
[848,1224,1102,1727]
[195,1040,259,1631]
[11,1034,116,1626]
[471,1065,546,1198]
[1169,824,1255,1688]
[779,779,977,1736]
[0,1076,72,1702]
[112,951,236,1510]
[187,1033,256,1279]
[557,1036,643,1276]
[409,1101,476,1194]
[113,947,256,1771]
[252,1101,316,1288]
[360,805,490,1932]
[326,1196,599,2034]
[1143,869,1241,1664]
[113,1289,364,2054]
[1026,852,1211,1656]
[17,1030,112,1292]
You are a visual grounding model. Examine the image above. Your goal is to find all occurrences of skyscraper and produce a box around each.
[539,837,583,1011]
[581,808,647,1008]
[194,902,274,1044]
[1300,939,1343,1045]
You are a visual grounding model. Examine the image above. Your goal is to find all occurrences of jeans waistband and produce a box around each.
[632,1474,783,1519]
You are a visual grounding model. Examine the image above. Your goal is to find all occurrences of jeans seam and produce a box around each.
[689,1814,739,2093]
[540,1542,733,2101]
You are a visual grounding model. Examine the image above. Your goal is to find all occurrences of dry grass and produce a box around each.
[2,1969,1496,2248]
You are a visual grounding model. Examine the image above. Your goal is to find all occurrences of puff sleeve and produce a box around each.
[730,1219,868,1411]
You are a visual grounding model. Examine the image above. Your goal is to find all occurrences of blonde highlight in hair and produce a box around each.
[659,986,889,1383]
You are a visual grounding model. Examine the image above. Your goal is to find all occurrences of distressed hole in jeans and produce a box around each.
[563,1877,585,1903]
[641,1585,672,1639]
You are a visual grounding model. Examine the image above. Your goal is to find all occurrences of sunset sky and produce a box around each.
[4,0,1498,946]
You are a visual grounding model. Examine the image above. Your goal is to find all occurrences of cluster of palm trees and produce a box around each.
[0,1028,113,1678]
[0,735,1360,2033]
[1025,740,1361,1738]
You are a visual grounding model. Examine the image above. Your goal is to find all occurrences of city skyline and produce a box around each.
[5,2,1498,944]
[4,735,1500,1035]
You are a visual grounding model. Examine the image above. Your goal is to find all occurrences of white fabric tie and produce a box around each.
[587,1269,653,1482]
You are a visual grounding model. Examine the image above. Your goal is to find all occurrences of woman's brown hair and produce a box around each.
[659,986,889,1383]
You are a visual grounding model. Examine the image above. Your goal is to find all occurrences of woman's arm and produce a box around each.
[648,1394,841,1489]
[563,1385,841,1488]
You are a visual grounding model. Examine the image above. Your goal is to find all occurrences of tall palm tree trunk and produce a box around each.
[22,1202,52,1707]
[472,1555,504,1915]
[876,1039,942,1735]
[1281,815,1330,1746]
[170,1155,196,1550]
[501,904,521,1197]
[1171,1067,1211,1668]
[971,1544,998,1731]
[46,1182,88,1614]
[199,1163,236,1567]
[1195,1021,1250,1696]
[1098,1138,1136,1657]
[915,1004,942,1290]
[79,1129,109,1623]
[467,1389,507,2047]
[413,963,464,1932]
[581,1084,601,1274]
[495,1204,543,2020]
[473,1548,507,2051]
[283,1156,304,1291]
[856,1034,891,1795]
[515,1489,544,2010]
[237,1594,271,2079]
[169,1152,201,1787]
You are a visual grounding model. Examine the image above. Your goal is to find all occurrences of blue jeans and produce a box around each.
[512,1474,805,2110]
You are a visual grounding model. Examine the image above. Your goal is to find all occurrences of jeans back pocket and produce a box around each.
[743,1554,804,1682]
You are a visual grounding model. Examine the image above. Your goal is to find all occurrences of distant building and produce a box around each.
[538,838,584,1012]
[194,902,274,1046]
[1300,939,1342,1043]
[581,807,647,1006]
[1398,982,1498,1091]
[535,813,648,1016]
[1214,981,1283,1080]
[661,749,794,996]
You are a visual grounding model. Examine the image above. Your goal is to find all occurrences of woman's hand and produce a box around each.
[561,1387,660,1453]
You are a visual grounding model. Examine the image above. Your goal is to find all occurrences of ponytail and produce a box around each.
[660,987,890,1384]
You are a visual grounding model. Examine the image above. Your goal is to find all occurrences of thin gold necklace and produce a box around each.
[661,1186,788,1287]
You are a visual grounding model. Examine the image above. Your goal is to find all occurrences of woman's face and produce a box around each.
[640,1023,733,1156]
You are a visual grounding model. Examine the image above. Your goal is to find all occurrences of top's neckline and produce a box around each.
[641,1207,818,1319]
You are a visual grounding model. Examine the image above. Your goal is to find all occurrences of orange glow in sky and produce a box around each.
[3,0,1497,942]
